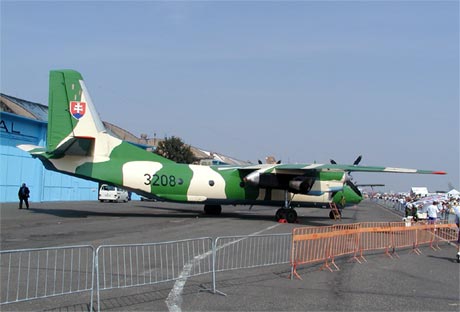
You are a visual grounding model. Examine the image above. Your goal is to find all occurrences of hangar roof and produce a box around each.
[1,93,48,121]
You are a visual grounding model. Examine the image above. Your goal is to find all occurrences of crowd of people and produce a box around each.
[404,197,459,222]
[373,193,458,220]
[372,192,460,243]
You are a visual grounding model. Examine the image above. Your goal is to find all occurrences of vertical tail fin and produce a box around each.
[47,70,106,152]
[18,69,174,190]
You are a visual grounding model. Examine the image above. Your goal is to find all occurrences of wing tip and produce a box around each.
[432,171,447,175]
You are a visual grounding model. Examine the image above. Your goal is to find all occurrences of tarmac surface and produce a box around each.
[1,199,459,311]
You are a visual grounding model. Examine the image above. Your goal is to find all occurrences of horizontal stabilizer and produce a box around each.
[52,137,94,157]
[17,144,46,155]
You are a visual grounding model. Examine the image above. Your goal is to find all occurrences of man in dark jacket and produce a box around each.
[18,183,30,209]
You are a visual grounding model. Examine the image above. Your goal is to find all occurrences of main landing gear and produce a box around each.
[275,191,298,223]
[275,208,298,223]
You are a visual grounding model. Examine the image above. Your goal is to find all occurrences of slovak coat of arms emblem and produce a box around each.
[70,101,86,120]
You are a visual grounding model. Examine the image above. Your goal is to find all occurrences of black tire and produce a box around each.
[285,210,298,223]
[329,211,335,219]
[275,208,286,221]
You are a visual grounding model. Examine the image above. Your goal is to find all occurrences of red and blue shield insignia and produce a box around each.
[70,101,86,120]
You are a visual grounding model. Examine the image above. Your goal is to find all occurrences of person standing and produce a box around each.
[18,183,30,209]
[405,201,413,218]
[410,204,419,222]
[426,201,439,224]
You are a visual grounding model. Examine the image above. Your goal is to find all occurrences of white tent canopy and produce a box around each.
[410,187,429,196]
[447,189,460,198]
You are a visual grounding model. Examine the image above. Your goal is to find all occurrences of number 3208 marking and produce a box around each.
[144,174,182,187]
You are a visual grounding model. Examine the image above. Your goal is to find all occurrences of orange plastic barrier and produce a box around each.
[291,221,458,279]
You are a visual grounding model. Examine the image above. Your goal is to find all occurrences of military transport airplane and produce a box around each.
[18,70,447,223]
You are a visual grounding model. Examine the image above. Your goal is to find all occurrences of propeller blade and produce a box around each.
[353,155,362,166]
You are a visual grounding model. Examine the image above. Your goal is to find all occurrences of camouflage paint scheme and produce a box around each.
[18,70,446,221]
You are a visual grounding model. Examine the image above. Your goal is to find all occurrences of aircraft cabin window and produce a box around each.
[209,180,215,187]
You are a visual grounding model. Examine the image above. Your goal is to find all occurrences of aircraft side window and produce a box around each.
[177,178,183,185]
[209,180,215,187]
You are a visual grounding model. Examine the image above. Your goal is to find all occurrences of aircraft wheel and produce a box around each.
[285,209,298,223]
[204,205,222,215]
[275,208,286,221]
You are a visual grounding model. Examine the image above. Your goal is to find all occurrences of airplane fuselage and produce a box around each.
[39,141,360,208]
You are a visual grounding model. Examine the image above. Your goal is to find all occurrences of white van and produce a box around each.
[98,184,129,203]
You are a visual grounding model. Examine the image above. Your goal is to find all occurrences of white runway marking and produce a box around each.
[165,223,281,312]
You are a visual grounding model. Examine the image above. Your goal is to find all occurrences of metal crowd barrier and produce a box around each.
[95,238,213,310]
[95,234,291,308]
[211,233,292,296]
[214,233,291,272]
[0,245,94,311]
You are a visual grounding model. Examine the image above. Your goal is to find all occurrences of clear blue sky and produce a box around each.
[1,1,458,193]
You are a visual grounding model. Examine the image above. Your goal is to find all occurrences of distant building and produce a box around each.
[410,187,429,197]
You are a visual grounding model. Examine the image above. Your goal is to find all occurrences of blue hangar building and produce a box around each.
[0,93,150,203]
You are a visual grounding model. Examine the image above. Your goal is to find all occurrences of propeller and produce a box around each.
[257,159,281,164]
[353,155,362,166]
[329,155,363,184]
[330,155,362,166]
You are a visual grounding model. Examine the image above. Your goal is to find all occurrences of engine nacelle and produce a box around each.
[244,171,316,195]
[288,176,315,194]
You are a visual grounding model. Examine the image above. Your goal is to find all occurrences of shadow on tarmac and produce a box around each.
[25,205,338,227]
[426,254,459,263]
